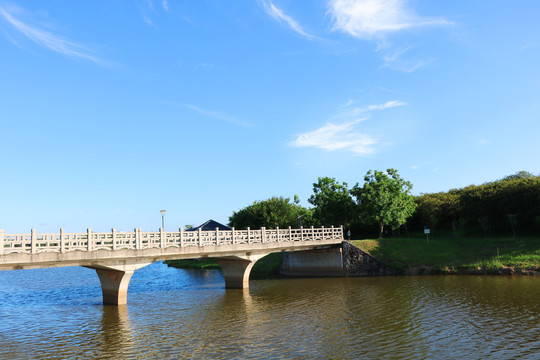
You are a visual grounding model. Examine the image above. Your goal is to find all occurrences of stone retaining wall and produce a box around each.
[342,241,398,276]
[279,242,398,277]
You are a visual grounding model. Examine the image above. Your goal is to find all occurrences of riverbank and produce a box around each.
[351,235,540,275]
[165,235,539,276]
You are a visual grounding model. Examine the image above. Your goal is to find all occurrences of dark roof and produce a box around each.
[186,219,231,231]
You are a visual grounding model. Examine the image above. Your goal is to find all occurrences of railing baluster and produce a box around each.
[232,227,235,245]
[112,228,117,250]
[31,229,36,254]
[288,226,292,241]
[180,228,184,247]
[87,228,92,252]
[60,228,65,253]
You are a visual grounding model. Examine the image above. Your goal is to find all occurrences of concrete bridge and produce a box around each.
[0,226,343,305]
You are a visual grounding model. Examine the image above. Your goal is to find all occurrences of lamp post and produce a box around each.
[160,209,167,230]
[298,215,302,227]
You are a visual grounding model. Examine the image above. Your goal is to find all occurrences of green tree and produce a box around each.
[413,190,460,230]
[308,177,355,227]
[229,196,312,229]
[351,169,417,239]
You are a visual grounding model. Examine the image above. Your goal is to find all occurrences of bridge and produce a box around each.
[0,226,343,305]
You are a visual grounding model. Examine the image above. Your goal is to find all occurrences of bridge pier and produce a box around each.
[88,262,153,305]
[216,254,266,289]
[95,269,134,305]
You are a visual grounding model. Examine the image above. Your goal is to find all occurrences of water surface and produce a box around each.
[0,263,538,359]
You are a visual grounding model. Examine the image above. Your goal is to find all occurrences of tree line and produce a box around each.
[411,171,540,237]
[229,169,416,239]
[229,170,540,239]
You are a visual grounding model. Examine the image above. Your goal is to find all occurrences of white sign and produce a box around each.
[424,229,430,234]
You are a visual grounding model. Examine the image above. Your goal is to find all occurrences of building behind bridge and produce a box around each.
[186,219,231,232]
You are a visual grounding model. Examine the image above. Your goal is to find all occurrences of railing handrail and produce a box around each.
[0,226,343,255]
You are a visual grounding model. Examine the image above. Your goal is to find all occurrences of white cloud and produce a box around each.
[367,100,406,111]
[290,120,378,155]
[328,0,451,39]
[0,6,102,64]
[184,104,254,128]
[290,98,406,155]
[335,99,406,119]
[261,0,315,39]
[162,1,169,12]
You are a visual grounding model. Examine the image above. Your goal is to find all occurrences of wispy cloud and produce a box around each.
[0,5,102,64]
[162,1,169,12]
[290,119,378,155]
[328,0,451,72]
[290,99,405,155]
[328,0,451,39]
[380,45,434,72]
[335,99,406,120]
[367,100,406,111]
[139,0,159,29]
[261,0,315,39]
[141,12,157,29]
[184,104,254,128]
[520,41,538,51]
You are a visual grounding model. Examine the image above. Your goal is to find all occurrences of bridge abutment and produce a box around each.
[279,246,344,277]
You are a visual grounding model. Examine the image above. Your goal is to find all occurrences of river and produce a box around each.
[0,262,538,359]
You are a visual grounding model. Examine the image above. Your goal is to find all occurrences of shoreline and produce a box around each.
[401,265,539,276]
[166,238,539,278]
[350,236,539,277]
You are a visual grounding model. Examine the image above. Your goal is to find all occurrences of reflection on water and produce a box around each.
[0,263,539,359]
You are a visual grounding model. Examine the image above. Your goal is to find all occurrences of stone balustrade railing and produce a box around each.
[0,226,343,255]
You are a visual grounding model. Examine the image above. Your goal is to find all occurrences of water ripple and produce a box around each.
[0,265,539,359]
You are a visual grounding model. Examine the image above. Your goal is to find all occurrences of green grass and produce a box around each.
[351,234,540,274]
[164,252,284,279]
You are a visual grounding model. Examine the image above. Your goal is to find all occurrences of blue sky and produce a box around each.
[1,0,539,233]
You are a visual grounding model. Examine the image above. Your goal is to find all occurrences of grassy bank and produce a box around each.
[351,235,540,275]
[165,252,283,279]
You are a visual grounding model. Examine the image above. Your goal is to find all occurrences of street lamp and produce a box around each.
[160,209,167,230]
[298,215,302,227]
